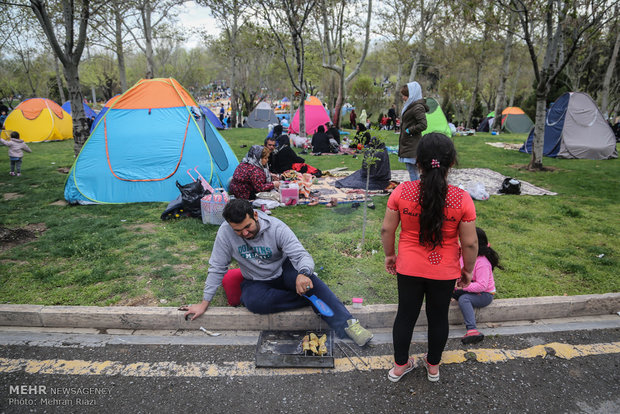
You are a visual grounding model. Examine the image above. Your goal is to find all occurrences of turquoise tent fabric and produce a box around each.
[64,78,238,204]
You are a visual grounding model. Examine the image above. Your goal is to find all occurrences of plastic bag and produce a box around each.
[466,181,490,200]
[499,177,521,195]
[176,180,207,217]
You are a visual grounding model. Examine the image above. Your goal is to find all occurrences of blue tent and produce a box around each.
[520,92,617,159]
[61,100,97,119]
[199,105,224,129]
[64,78,238,204]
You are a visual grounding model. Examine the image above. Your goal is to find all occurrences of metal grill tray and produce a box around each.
[255,330,334,368]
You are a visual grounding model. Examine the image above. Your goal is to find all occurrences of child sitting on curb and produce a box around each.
[1,131,32,177]
[453,227,501,344]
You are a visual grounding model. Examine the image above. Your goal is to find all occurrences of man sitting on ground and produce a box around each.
[181,199,373,346]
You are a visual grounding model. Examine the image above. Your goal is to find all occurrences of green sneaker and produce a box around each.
[344,319,373,347]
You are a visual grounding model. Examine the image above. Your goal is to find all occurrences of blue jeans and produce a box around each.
[405,161,419,181]
[241,258,352,338]
[456,292,493,330]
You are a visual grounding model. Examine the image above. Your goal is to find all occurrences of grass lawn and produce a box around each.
[0,128,618,307]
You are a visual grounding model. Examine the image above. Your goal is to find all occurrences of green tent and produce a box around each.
[422,97,451,137]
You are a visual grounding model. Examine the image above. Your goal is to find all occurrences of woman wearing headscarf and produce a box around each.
[335,137,391,190]
[349,109,357,127]
[359,109,368,127]
[351,123,371,148]
[270,134,306,174]
[311,125,331,154]
[229,145,281,200]
[398,82,429,181]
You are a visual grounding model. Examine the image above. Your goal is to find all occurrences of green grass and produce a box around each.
[0,129,618,307]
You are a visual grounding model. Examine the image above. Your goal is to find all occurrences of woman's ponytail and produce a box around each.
[416,133,457,249]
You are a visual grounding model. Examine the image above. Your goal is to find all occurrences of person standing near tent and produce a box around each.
[398,82,429,181]
[229,145,281,200]
[1,131,32,177]
[381,133,478,383]
[181,198,374,347]
[219,103,225,124]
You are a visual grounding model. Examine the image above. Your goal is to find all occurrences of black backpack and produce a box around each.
[499,178,521,195]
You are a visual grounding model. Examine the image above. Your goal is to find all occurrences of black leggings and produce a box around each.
[392,274,457,366]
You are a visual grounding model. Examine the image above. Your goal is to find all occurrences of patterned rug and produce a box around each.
[296,168,556,205]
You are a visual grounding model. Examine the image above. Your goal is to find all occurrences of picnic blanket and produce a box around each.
[296,168,556,205]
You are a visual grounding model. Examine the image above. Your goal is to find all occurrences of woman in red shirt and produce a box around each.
[229,145,280,200]
[381,133,478,383]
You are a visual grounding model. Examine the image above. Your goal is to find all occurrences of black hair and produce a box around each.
[264,136,276,145]
[222,199,255,224]
[357,123,366,131]
[317,125,325,133]
[476,227,502,270]
[416,133,458,249]
[10,131,19,139]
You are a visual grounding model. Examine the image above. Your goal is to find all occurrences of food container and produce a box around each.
[352,298,363,309]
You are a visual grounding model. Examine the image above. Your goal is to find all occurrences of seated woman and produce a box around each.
[271,134,306,174]
[311,125,332,154]
[335,137,391,191]
[351,123,372,148]
[229,145,280,200]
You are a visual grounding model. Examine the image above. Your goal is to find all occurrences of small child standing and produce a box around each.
[1,131,32,176]
[454,227,501,344]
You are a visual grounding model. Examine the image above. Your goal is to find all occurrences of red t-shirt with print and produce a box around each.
[386,181,476,280]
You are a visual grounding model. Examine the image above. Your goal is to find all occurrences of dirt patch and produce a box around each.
[113,292,159,307]
[127,223,158,234]
[50,200,68,206]
[510,164,561,172]
[57,167,71,174]
[3,193,23,201]
[0,223,47,251]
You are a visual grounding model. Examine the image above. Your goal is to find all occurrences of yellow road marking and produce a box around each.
[1,342,619,378]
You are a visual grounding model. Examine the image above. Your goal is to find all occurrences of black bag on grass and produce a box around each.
[176,180,208,217]
[499,177,521,195]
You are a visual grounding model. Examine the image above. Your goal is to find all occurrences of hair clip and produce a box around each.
[431,159,440,168]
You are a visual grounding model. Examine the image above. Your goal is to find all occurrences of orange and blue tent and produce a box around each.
[288,96,331,135]
[501,107,534,133]
[64,78,238,204]
[1,98,72,142]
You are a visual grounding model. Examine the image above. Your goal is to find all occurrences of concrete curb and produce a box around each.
[0,293,618,332]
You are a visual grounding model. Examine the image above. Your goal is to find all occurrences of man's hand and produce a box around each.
[296,274,313,295]
[179,300,210,321]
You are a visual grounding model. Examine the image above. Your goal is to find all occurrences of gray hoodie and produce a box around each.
[1,137,32,158]
[203,211,314,301]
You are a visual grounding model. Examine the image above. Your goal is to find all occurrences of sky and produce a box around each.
[176,2,221,48]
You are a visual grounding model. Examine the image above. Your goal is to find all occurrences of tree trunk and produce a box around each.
[64,65,89,156]
[601,29,620,117]
[334,72,344,129]
[299,93,306,138]
[466,64,482,128]
[115,9,128,91]
[528,95,547,170]
[54,57,66,103]
[408,48,421,83]
[143,2,155,79]
[492,12,515,131]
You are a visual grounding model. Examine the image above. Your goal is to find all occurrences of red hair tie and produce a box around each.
[431,159,440,168]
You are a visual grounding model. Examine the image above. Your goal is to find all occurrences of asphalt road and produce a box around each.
[1,327,619,414]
